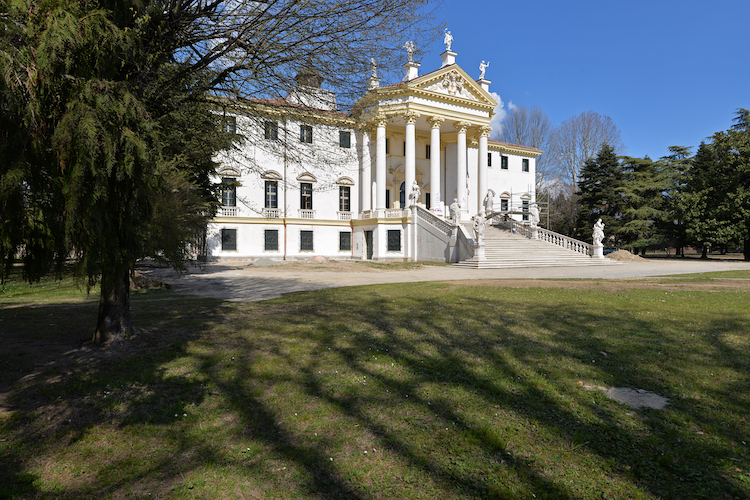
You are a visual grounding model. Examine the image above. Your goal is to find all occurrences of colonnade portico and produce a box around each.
[360,113,492,222]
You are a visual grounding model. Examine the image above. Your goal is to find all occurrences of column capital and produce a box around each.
[478,125,492,138]
[428,116,445,129]
[454,121,472,133]
[374,113,388,128]
[403,111,420,124]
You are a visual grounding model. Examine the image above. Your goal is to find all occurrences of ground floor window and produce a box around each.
[387,230,401,252]
[339,231,351,251]
[221,228,237,251]
[300,230,313,251]
[501,199,509,212]
[522,200,529,221]
[265,229,278,251]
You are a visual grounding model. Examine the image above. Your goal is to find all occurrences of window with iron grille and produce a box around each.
[339,186,350,212]
[339,131,351,148]
[264,121,278,140]
[221,229,237,251]
[339,231,351,251]
[300,183,313,209]
[300,230,313,251]
[221,178,236,207]
[264,230,278,251]
[300,125,313,143]
[265,181,278,209]
[387,230,401,252]
[223,116,236,134]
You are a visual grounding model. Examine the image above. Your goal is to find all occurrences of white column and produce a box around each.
[360,128,372,212]
[428,116,444,212]
[455,121,471,220]
[375,115,387,211]
[478,125,491,214]
[404,111,419,207]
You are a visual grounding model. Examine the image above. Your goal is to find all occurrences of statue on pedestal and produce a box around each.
[593,218,605,246]
[529,203,540,227]
[403,41,415,62]
[449,198,460,224]
[483,189,495,215]
[472,213,486,244]
[408,180,420,206]
[479,60,490,80]
[443,29,453,51]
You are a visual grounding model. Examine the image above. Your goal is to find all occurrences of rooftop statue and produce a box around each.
[370,57,378,79]
[443,29,453,51]
[479,60,490,80]
[403,41,415,62]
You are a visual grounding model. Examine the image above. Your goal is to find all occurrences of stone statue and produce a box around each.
[483,189,495,215]
[479,60,490,80]
[529,203,540,227]
[370,57,378,79]
[403,41,415,62]
[472,213,486,244]
[408,180,420,206]
[593,218,605,246]
[449,198,460,223]
[443,29,453,51]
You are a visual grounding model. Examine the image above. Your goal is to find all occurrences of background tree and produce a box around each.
[0,0,440,343]
[659,146,692,256]
[552,111,625,188]
[574,144,624,243]
[495,106,554,189]
[618,156,672,255]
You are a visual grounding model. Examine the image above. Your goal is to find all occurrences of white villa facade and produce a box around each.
[207,44,542,262]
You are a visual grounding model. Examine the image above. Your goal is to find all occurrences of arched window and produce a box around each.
[399,182,405,208]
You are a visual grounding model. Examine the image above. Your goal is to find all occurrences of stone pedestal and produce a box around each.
[592,243,604,259]
[440,50,457,68]
[531,226,539,240]
[474,242,486,261]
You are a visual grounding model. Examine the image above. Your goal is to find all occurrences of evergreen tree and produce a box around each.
[575,144,623,244]
[682,110,750,260]
[659,146,692,256]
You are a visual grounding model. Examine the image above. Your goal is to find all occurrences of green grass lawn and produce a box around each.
[1,271,749,499]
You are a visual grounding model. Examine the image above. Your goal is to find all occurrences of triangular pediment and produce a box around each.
[407,65,497,107]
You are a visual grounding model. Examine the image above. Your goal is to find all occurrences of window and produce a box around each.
[223,116,236,134]
[488,152,492,167]
[385,138,390,154]
[426,144,431,159]
[264,121,278,140]
[221,229,237,251]
[399,182,405,208]
[221,177,236,207]
[403,141,406,156]
[300,230,313,251]
[501,155,508,170]
[522,159,530,172]
[339,186,350,212]
[501,199,509,212]
[264,230,278,251]
[300,124,313,143]
[300,182,313,209]
[387,230,401,252]
[265,181,278,209]
[522,200,529,221]
[425,192,431,210]
[339,231,351,251]
[339,131,351,148]
[385,189,390,209]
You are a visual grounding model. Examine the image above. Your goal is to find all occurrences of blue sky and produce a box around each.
[419,0,749,159]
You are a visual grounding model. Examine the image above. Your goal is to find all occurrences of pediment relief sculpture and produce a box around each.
[421,71,478,101]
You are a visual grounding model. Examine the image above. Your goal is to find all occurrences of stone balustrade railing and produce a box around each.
[415,206,452,236]
[496,219,592,257]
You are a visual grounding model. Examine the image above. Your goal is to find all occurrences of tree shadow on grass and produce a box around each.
[1,283,749,499]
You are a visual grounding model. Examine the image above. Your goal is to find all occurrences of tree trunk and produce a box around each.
[701,246,708,259]
[744,238,750,261]
[93,266,135,344]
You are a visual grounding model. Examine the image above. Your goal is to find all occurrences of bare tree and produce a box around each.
[551,111,625,188]
[494,106,553,189]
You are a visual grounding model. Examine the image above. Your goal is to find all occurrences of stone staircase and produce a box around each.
[453,224,618,269]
